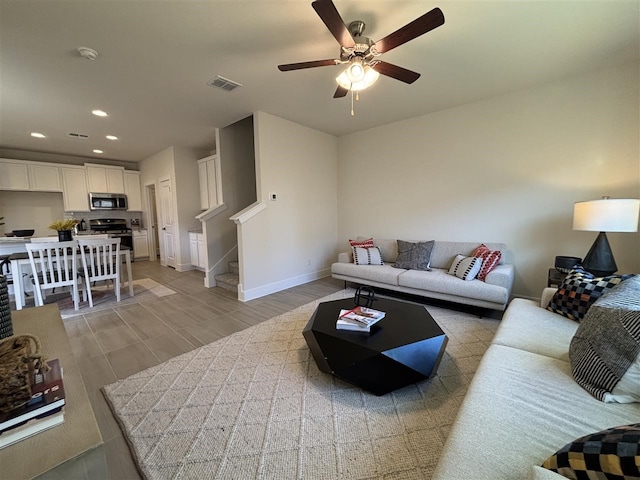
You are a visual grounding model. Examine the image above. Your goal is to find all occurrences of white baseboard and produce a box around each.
[238,268,330,302]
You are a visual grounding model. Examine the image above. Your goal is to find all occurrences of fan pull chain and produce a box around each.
[350,89,354,116]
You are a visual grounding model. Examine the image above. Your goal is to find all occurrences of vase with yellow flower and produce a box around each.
[48,219,78,241]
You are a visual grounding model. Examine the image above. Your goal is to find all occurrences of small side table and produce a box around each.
[547,268,565,287]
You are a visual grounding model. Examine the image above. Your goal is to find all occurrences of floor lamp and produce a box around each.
[573,198,640,277]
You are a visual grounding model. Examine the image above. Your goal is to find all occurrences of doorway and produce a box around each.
[159,178,176,269]
[145,183,159,261]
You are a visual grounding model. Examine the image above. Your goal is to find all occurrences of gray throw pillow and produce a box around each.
[393,240,434,271]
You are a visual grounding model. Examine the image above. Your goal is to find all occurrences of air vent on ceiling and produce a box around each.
[67,132,89,139]
[207,75,242,92]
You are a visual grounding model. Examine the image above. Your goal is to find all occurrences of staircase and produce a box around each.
[214,261,239,293]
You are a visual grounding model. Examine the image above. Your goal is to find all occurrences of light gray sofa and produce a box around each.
[331,239,514,311]
[433,288,640,480]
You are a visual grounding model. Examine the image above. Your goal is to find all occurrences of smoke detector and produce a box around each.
[77,47,99,60]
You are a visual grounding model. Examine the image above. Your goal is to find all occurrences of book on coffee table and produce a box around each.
[336,306,385,332]
[0,359,65,433]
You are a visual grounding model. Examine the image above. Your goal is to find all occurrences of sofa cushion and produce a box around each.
[492,298,578,361]
[569,275,640,403]
[448,254,482,281]
[472,244,502,281]
[546,267,633,321]
[351,246,384,265]
[393,240,434,271]
[431,345,640,480]
[357,237,398,263]
[398,268,509,304]
[331,262,405,286]
[541,423,640,479]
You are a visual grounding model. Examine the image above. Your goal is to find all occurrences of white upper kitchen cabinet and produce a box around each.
[197,154,222,210]
[86,164,125,194]
[28,163,62,191]
[0,159,61,192]
[124,171,142,211]
[61,166,90,211]
[0,161,29,190]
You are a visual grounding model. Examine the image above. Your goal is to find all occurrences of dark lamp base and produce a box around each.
[582,231,617,277]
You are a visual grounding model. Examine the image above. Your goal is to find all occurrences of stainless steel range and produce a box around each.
[89,218,134,259]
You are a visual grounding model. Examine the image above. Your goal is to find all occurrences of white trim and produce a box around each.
[205,245,238,288]
[230,201,266,225]
[238,268,330,302]
[195,203,228,223]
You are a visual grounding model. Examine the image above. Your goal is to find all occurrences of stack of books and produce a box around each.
[336,306,385,332]
[0,358,65,449]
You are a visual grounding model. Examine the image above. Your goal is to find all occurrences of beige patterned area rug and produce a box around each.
[103,290,499,479]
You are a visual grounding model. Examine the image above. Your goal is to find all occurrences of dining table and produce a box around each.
[8,242,134,310]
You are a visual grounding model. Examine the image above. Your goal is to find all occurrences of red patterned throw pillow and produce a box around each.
[472,244,502,281]
[349,238,374,248]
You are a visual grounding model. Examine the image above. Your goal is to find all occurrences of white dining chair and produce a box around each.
[77,237,121,308]
[25,240,80,311]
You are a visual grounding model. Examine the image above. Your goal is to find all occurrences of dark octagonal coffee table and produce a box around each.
[303,297,448,395]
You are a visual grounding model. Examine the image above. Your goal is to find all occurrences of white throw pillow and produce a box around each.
[448,254,482,281]
[351,246,384,265]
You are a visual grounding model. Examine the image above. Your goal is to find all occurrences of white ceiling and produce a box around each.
[1,1,638,163]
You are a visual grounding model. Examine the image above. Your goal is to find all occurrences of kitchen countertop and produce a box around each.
[0,237,31,243]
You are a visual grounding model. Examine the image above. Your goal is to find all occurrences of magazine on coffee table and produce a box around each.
[336,306,385,332]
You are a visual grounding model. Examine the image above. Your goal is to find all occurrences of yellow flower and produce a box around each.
[48,219,78,231]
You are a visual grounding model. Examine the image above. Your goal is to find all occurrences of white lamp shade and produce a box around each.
[573,198,640,232]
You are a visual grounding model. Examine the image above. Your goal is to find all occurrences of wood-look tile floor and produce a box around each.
[36,260,344,480]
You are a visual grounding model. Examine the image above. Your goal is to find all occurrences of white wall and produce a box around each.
[338,62,640,300]
[172,146,209,270]
[204,116,256,283]
[139,145,207,270]
[239,111,338,300]
[0,191,64,237]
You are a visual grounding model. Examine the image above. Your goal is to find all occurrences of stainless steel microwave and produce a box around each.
[89,193,128,211]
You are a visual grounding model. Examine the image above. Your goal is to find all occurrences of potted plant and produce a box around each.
[48,219,77,241]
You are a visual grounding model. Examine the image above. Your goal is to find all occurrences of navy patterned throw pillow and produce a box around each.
[547,267,633,321]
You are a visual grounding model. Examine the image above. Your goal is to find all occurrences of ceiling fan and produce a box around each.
[278,0,445,99]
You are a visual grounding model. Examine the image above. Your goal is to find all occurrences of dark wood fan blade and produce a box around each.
[278,59,337,71]
[312,0,355,48]
[333,86,349,98]
[372,61,421,84]
[374,7,444,54]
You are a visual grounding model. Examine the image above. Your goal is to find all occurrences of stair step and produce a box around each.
[214,272,239,293]
[229,261,239,275]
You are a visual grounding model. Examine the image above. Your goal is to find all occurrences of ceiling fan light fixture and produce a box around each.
[336,64,379,91]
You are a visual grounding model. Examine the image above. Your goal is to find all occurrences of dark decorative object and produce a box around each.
[0,275,12,339]
[555,256,582,274]
[354,286,377,308]
[57,230,72,242]
[12,229,34,237]
[0,334,49,413]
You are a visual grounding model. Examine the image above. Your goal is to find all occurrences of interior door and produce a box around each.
[159,178,176,268]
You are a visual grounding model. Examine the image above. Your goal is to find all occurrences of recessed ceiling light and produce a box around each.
[106,135,118,141]
[30,132,46,138]
[93,149,104,154]
[91,109,108,117]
